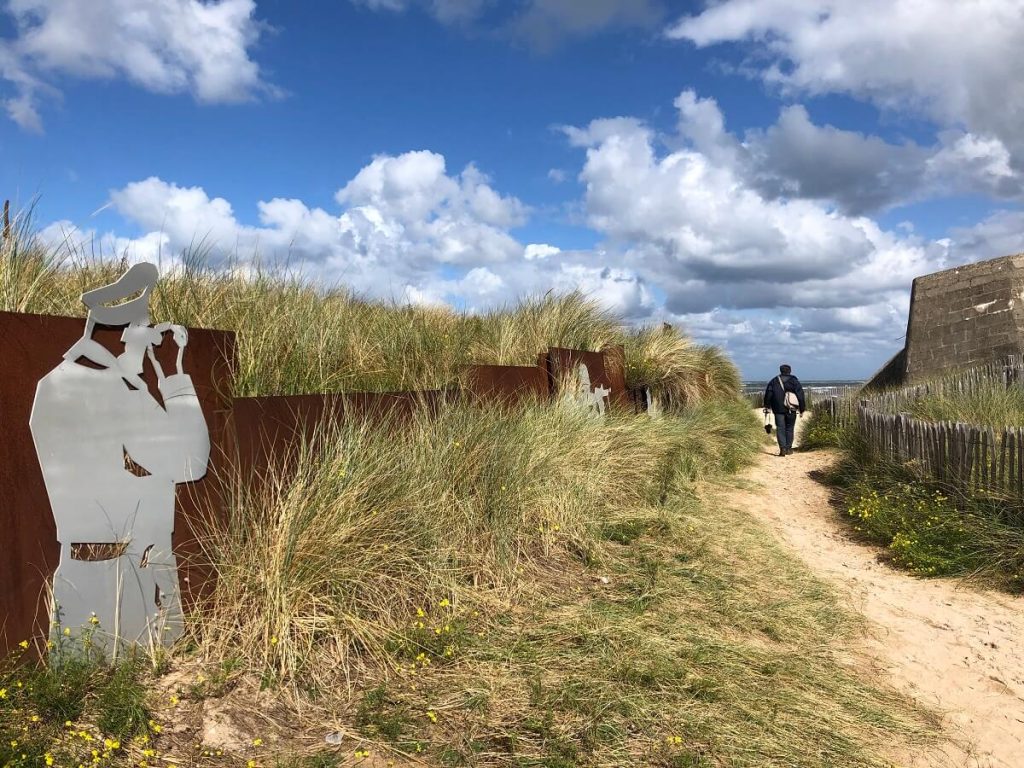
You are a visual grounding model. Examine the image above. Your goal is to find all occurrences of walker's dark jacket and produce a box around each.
[763,374,807,414]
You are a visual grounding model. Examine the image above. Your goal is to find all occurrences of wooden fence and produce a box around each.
[859,356,1024,415]
[856,409,1024,498]
[822,395,860,424]
[819,356,1024,498]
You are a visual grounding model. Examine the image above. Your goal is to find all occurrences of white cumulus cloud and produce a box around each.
[565,90,960,374]
[524,243,560,260]
[45,150,654,323]
[668,0,1024,170]
[0,0,273,130]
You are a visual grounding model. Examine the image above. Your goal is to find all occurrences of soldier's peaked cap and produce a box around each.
[81,262,158,326]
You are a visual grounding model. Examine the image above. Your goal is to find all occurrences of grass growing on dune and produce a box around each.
[180,399,938,767]
[803,410,1024,590]
[904,381,1024,427]
[0,218,940,766]
[826,452,1024,590]
[193,399,762,688]
[0,222,737,400]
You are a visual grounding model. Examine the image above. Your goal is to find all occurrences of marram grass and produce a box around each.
[0,220,738,401]
[905,381,1024,427]
[0,217,938,766]
[803,382,1024,590]
[181,399,937,767]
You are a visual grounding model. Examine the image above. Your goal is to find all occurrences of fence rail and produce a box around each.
[859,356,1024,416]
[821,356,1024,498]
[853,409,1024,499]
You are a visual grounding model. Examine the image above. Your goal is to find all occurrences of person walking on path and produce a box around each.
[763,364,806,456]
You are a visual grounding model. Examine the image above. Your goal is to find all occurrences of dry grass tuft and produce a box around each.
[0,215,738,403]
[0,214,940,766]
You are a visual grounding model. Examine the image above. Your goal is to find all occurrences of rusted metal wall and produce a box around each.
[227,390,460,479]
[545,346,630,410]
[600,345,629,409]
[0,311,236,652]
[463,364,550,405]
[0,309,636,653]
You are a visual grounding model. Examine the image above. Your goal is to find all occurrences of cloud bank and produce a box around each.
[43,149,655,321]
[0,0,273,130]
[668,0,1024,180]
[29,0,1024,378]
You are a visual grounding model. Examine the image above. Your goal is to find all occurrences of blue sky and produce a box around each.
[2,0,1023,381]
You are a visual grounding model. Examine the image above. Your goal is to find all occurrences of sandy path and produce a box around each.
[724,415,1024,767]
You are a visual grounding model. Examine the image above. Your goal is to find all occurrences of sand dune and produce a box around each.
[726,416,1024,767]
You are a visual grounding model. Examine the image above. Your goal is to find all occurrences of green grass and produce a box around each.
[801,379,1024,588]
[904,381,1024,427]
[191,399,764,687]
[95,658,151,741]
[0,217,738,402]
[273,755,343,768]
[180,398,938,766]
[0,638,159,768]
[798,410,849,451]
[0,216,941,766]
[328,462,940,767]
[802,409,1024,590]
[821,451,1024,590]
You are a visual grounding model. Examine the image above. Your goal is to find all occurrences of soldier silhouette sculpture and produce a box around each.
[29,263,210,652]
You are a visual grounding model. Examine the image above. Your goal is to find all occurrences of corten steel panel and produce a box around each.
[228,390,461,480]
[600,345,630,409]
[546,347,629,410]
[0,311,235,653]
[463,365,550,405]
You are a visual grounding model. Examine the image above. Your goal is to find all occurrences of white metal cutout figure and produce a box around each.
[576,363,611,415]
[29,263,210,652]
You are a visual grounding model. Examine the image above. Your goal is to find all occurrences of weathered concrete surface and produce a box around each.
[867,253,1024,387]
[906,254,1024,381]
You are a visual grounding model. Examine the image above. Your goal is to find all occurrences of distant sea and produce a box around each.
[742,380,864,395]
